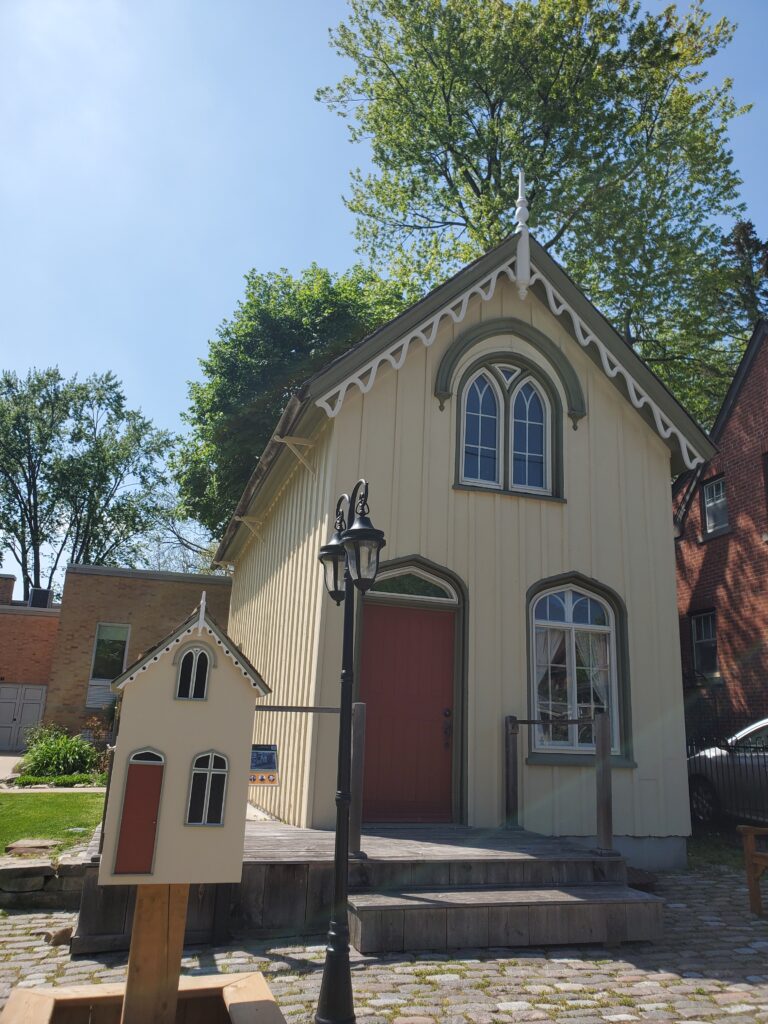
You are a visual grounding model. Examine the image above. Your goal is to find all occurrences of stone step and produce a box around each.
[349,853,626,892]
[348,884,663,953]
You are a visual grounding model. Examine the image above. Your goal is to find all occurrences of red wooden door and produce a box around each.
[359,602,455,822]
[114,761,164,874]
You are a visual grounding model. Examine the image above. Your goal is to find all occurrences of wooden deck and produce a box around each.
[242,821,617,863]
[74,821,650,954]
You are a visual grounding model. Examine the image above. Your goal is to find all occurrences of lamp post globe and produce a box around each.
[318,538,346,605]
[342,482,386,592]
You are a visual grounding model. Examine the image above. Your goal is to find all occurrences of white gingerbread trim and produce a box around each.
[114,617,267,693]
[314,255,705,472]
[315,255,518,419]
[527,268,704,471]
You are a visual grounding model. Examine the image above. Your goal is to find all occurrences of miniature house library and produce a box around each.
[100,593,269,887]
[0,596,278,1024]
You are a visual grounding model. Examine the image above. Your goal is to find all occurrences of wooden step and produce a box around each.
[348,885,663,953]
[349,853,626,891]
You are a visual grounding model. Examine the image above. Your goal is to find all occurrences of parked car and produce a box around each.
[687,717,768,825]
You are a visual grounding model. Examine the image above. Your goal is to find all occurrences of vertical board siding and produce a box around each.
[303,274,689,839]
[228,425,333,827]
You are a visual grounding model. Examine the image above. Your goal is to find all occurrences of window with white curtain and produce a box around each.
[531,588,618,752]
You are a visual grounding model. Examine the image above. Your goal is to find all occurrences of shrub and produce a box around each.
[14,773,107,787]
[20,725,98,777]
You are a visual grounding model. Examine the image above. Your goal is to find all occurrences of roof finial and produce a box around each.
[195,591,207,633]
[514,169,531,300]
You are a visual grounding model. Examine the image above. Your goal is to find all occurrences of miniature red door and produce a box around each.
[114,751,164,874]
[359,602,455,822]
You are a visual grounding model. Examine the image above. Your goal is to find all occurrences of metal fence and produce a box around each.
[687,727,768,829]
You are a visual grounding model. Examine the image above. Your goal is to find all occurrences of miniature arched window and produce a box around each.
[511,380,548,490]
[176,648,209,700]
[186,752,228,826]
[531,587,618,753]
[130,749,164,763]
[461,370,501,486]
[458,361,554,495]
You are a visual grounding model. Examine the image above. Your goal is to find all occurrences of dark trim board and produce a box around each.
[434,317,587,428]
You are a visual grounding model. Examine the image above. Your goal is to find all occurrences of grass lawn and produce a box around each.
[0,793,104,854]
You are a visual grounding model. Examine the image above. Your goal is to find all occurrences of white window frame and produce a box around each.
[186,751,228,827]
[86,623,130,709]
[691,611,718,677]
[509,376,552,495]
[459,368,503,488]
[530,586,620,754]
[702,477,728,534]
[175,646,210,701]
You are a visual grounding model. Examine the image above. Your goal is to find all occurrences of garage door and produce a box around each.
[0,684,46,751]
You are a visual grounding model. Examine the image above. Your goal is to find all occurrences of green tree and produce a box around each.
[175,264,406,535]
[0,369,172,599]
[721,220,768,332]
[318,0,751,424]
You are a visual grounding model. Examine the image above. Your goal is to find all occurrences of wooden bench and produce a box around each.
[738,825,768,917]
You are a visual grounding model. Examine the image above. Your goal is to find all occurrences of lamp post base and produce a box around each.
[314,923,355,1024]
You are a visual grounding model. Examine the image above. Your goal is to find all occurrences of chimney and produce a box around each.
[28,587,53,609]
[0,574,15,606]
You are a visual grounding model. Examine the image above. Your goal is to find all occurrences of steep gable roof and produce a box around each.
[673,318,768,529]
[112,592,269,695]
[216,227,715,562]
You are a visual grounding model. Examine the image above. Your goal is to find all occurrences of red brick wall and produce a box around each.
[0,576,15,605]
[45,568,232,734]
[675,333,768,728]
[0,608,60,688]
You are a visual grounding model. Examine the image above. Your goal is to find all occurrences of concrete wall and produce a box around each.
[46,567,231,734]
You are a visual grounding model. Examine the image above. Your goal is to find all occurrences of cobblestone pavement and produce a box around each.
[1,866,766,1023]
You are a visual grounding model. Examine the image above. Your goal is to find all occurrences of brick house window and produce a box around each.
[702,477,728,534]
[691,612,718,678]
[87,623,129,708]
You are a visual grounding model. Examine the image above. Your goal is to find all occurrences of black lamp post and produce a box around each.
[316,479,385,1024]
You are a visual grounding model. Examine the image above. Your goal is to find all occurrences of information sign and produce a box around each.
[249,743,279,786]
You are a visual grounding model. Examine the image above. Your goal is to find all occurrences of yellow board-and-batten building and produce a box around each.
[216,182,715,869]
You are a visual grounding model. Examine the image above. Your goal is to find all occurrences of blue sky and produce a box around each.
[0,0,765,430]
[1,0,765,437]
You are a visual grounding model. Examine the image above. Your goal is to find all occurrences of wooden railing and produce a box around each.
[504,710,614,854]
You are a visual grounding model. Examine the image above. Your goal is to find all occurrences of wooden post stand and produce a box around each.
[120,883,189,1024]
[594,710,614,854]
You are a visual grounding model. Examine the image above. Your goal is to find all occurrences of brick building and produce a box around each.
[674,319,768,738]
[44,566,232,736]
[0,574,60,750]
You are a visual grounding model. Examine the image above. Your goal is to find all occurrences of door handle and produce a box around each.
[443,708,452,718]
